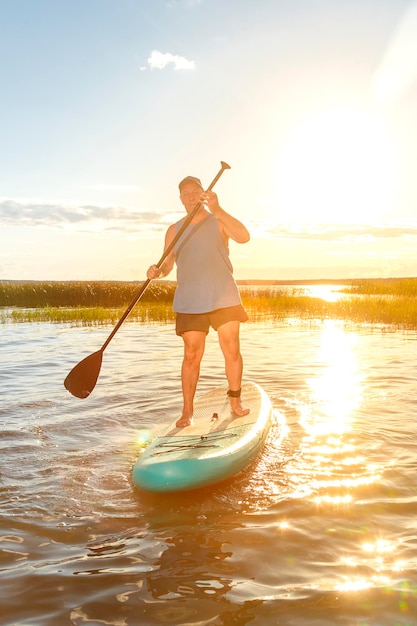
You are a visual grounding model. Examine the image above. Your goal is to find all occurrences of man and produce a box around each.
[147,175,250,427]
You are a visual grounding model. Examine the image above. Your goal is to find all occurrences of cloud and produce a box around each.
[166,0,203,7]
[0,198,180,234]
[146,50,196,71]
[84,184,140,193]
[3,199,417,244]
[250,221,417,242]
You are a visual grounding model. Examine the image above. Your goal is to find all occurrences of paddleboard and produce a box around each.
[132,381,273,493]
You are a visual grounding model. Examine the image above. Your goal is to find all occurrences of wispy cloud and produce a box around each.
[166,0,203,7]
[0,199,180,234]
[3,199,417,243]
[83,184,141,193]
[250,221,417,241]
[144,50,196,71]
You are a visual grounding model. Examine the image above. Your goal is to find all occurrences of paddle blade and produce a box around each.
[64,350,103,399]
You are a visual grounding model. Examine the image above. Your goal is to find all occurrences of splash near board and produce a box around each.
[132,381,272,493]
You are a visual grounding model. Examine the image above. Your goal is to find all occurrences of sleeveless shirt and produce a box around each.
[172,213,242,314]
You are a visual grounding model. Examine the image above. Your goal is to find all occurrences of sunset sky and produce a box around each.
[2,0,417,281]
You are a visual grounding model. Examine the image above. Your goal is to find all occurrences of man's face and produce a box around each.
[180,183,203,213]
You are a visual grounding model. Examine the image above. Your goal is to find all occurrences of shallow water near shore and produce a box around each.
[1,316,417,625]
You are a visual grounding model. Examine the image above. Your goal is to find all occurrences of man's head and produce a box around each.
[178,176,203,193]
[179,176,204,212]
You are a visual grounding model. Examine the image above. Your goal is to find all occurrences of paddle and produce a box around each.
[64,161,231,398]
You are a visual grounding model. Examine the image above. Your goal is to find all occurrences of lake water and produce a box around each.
[1,309,417,625]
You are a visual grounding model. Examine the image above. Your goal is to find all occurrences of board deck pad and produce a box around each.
[132,381,272,493]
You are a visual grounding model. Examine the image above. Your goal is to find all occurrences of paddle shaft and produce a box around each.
[100,161,231,352]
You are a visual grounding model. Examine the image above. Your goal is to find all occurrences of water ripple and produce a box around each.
[1,320,417,624]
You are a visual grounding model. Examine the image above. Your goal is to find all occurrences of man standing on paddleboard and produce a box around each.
[147,174,250,428]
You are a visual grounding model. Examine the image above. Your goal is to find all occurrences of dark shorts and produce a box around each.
[175,304,248,336]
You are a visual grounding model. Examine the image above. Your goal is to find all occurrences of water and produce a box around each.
[1,314,417,625]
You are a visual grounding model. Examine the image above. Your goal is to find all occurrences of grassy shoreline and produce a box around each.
[2,278,417,328]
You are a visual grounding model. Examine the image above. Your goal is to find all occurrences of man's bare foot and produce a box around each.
[229,397,250,417]
[175,415,194,428]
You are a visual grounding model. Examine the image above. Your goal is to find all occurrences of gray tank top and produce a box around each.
[172,213,242,313]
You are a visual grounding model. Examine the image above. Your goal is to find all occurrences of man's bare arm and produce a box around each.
[146,224,176,279]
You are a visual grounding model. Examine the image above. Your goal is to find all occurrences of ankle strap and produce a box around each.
[227,388,241,398]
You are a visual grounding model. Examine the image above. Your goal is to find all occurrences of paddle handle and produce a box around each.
[100,161,231,352]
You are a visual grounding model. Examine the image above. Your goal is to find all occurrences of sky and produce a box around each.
[2,0,417,281]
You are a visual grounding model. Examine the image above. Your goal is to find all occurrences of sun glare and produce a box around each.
[275,106,399,225]
[305,320,363,433]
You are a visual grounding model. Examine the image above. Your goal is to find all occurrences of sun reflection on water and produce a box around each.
[278,321,416,598]
[335,537,407,593]
[286,320,382,503]
[304,319,364,432]
[299,284,348,303]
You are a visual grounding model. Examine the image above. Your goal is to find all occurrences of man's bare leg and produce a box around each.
[218,321,250,417]
[176,330,206,428]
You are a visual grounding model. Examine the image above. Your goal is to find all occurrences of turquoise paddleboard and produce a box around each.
[132,381,273,493]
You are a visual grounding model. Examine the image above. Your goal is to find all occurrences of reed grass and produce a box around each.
[3,304,176,326]
[332,295,417,327]
[0,280,174,307]
[347,277,417,297]
[2,280,417,328]
[240,289,328,321]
